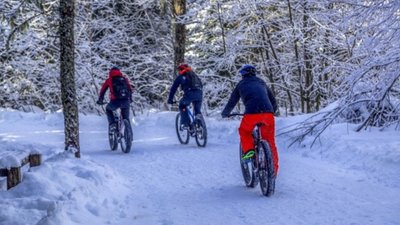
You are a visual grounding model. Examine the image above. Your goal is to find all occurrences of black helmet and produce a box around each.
[110,66,120,71]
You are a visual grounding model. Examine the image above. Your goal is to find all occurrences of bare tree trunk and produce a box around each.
[172,0,186,77]
[302,1,314,113]
[287,0,305,113]
[216,1,227,55]
[60,0,80,158]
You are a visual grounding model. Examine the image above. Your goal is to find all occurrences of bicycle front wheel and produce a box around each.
[175,113,189,144]
[120,119,132,153]
[108,124,118,151]
[240,145,258,188]
[194,114,207,147]
[258,141,275,197]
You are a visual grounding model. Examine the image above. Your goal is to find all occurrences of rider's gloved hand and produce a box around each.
[221,112,229,118]
[96,99,103,105]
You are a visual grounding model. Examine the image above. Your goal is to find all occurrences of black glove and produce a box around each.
[221,112,229,118]
[96,99,104,105]
[167,99,174,104]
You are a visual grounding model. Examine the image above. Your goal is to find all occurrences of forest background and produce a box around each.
[1,0,399,133]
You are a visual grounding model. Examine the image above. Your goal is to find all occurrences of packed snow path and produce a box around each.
[0,110,399,225]
[82,111,399,225]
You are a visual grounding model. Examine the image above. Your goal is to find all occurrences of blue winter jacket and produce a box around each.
[221,75,277,116]
[168,71,202,103]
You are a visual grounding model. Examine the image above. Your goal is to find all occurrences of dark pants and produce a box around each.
[179,89,203,126]
[106,100,130,125]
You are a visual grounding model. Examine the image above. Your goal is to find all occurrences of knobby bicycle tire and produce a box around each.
[109,124,118,151]
[175,113,189,144]
[195,114,207,147]
[121,119,132,153]
[258,141,275,197]
[240,145,258,188]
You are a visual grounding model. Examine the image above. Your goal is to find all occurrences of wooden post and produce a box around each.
[29,154,42,167]
[7,167,21,190]
[0,153,42,190]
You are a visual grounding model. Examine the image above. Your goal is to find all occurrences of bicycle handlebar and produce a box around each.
[226,113,244,117]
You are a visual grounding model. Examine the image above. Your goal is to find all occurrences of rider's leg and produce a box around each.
[193,100,202,116]
[120,106,132,138]
[179,97,190,127]
[106,102,118,125]
[192,90,203,116]
[260,113,279,177]
[238,114,257,156]
[121,107,130,123]
[120,101,130,124]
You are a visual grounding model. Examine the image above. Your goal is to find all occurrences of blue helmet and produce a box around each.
[239,64,256,76]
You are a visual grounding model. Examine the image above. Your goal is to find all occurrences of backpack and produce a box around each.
[112,76,130,100]
[186,71,203,90]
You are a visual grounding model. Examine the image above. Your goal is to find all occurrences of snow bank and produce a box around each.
[277,115,400,188]
[0,108,399,225]
[0,152,130,225]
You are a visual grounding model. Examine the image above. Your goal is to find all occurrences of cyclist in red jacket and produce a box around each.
[96,67,133,130]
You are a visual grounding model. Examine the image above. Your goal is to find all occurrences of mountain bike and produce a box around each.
[175,105,207,147]
[228,113,275,197]
[96,100,133,153]
[108,108,133,153]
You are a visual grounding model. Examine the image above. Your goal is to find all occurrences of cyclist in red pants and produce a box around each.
[221,64,279,176]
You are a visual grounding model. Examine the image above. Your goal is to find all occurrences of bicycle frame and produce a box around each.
[112,109,123,136]
[185,105,195,124]
[100,101,132,153]
[175,103,207,147]
[228,113,275,196]
[111,108,133,153]
[252,124,263,170]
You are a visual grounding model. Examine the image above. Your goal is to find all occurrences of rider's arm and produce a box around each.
[168,76,183,103]
[98,79,110,101]
[266,85,277,114]
[221,85,240,117]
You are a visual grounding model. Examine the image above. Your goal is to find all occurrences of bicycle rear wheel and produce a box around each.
[120,119,132,153]
[175,113,189,144]
[108,124,118,151]
[240,145,258,188]
[194,114,207,147]
[258,141,275,197]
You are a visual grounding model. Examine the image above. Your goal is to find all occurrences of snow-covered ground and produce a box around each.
[0,108,399,225]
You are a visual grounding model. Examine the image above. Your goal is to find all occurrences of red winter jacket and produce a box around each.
[99,69,133,101]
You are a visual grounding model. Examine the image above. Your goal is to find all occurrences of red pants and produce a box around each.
[239,113,279,176]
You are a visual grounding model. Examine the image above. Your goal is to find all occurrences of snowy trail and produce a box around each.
[0,110,398,225]
[79,111,399,225]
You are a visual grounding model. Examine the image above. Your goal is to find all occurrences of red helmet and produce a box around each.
[177,63,189,71]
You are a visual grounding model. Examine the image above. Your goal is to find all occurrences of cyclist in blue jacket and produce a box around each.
[167,63,203,131]
[221,64,279,176]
